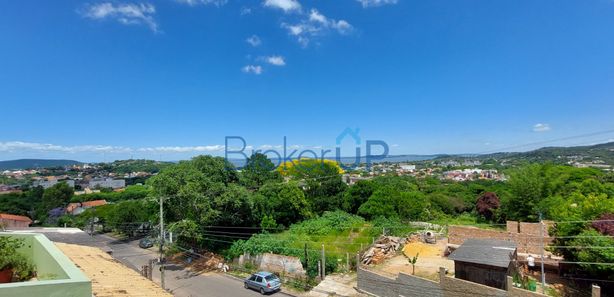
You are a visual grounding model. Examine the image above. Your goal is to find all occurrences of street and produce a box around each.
[98,233,277,297]
[21,228,288,297]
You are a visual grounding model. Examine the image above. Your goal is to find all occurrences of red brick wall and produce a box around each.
[448,222,553,254]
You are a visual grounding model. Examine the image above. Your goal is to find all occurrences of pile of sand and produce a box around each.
[402,241,442,258]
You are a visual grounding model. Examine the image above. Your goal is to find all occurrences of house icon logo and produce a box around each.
[336,128,362,170]
[336,128,361,146]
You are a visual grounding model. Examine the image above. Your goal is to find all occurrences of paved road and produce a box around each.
[97,233,288,297]
[25,228,287,297]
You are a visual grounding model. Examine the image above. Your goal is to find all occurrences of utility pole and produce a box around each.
[539,212,546,293]
[159,196,165,290]
[321,244,326,280]
[304,243,308,271]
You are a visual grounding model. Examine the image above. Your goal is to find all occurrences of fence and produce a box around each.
[357,266,601,297]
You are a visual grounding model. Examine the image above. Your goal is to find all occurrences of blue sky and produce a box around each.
[1,0,614,162]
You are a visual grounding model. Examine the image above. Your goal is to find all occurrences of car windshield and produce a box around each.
[265,274,278,281]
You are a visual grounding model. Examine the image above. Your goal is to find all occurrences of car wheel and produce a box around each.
[244,283,248,289]
[260,287,265,295]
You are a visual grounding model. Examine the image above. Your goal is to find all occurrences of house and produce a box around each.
[398,164,416,172]
[66,200,107,215]
[0,184,22,194]
[87,178,125,190]
[32,178,75,189]
[0,213,32,229]
[448,238,517,290]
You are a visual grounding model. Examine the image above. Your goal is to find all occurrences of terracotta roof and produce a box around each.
[55,243,172,297]
[0,213,32,223]
[66,203,81,213]
[81,200,107,208]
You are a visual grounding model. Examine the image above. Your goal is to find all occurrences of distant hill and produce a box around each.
[434,141,614,166]
[0,159,82,170]
[98,159,173,174]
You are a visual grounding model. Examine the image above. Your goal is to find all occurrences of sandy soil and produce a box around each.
[370,239,454,280]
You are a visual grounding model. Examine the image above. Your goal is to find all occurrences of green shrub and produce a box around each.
[0,237,35,281]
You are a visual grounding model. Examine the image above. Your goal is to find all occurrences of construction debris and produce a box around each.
[361,236,406,265]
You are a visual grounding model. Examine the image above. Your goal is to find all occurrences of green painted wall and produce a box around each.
[0,233,92,297]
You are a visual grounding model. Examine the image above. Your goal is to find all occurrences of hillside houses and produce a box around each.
[443,168,504,181]
[66,200,108,216]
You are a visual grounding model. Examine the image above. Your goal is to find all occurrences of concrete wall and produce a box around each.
[239,252,306,278]
[0,233,91,297]
[357,267,548,297]
[357,266,443,297]
[448,222,553,254]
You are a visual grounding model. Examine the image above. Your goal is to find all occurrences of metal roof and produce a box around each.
[448,238,517,268]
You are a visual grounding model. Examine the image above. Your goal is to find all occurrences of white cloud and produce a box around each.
[0,141,132,154]
[263,0,301,12]
[332,20,352,34]
[80,2,159,32]
[356,0,398,8]
[533,123,551,132]
[246,35,262,47]
[309,9,327,24]
[138,145,225,152]
[282,9,353,46]
[263,55,286,66]
[242,65,263,74]
[0,141,227,154]
[174,0,227,6]
[240,7,252,15]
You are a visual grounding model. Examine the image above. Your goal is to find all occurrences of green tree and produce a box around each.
[342,180,374,214]
[107,199,155,236]
[241,153,282,190]
[254,181,311,227]
[41,182,73,215]
[278,158,347,214]
[357,187,399,219]
[504,164,544,221]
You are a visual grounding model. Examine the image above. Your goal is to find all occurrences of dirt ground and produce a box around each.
[371,239,454,281]
[168,251,224,273]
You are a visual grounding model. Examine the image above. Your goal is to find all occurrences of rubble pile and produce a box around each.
[361,236,406,265]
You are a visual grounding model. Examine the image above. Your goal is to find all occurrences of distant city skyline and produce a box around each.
[1,0,614,162]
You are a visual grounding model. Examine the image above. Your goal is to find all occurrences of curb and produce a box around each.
[220,273,299,297]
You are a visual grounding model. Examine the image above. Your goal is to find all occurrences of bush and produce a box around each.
[290,211,365,236]
[476,192,500,221]
[592,213,614,236]
[0,237,35,281]
[369,216,417,237]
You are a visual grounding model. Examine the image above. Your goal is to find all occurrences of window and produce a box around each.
[255,276,263,283]
[249,275,256,281]
[265,274,278,281]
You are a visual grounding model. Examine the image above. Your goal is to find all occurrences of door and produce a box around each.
[247,275,257,289]
[255,276,263,290]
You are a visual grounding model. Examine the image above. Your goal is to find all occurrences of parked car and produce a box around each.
[138,238,154,249]
[244,271,281,295]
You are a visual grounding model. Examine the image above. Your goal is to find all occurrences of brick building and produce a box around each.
[0,213,33,229]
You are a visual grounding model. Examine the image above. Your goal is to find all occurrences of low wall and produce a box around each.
[0,233,91,297]
[357,267,549,297]
[357,266,443,297]
[448,221,554,254]
[238,252,306,278]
